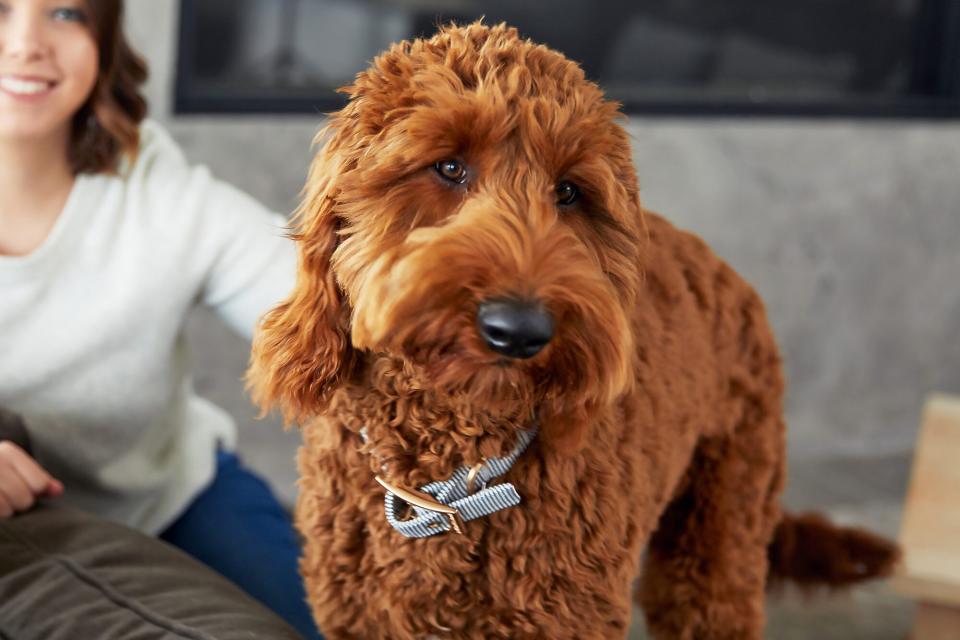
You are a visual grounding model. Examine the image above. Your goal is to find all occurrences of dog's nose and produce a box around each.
[476,299,554,359]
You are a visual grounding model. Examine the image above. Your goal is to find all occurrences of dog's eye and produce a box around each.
[435,160,467,184]
[556,181,580,206]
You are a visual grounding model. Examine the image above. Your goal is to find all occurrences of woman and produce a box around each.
[0,1,321,637]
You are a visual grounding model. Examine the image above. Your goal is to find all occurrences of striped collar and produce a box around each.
[362,427,538,538]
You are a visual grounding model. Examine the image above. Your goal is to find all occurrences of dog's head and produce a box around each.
[249,22,644,452]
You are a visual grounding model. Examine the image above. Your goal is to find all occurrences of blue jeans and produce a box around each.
[159,450,323,640]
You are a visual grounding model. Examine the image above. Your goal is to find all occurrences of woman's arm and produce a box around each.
[194,180,297,340]
[130,121,298,340]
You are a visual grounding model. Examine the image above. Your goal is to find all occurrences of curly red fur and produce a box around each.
[248,21,897,639]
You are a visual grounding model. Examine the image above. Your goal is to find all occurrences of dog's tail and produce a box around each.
[766,511,900,590]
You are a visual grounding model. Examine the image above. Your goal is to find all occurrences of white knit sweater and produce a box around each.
[0,121,297,534]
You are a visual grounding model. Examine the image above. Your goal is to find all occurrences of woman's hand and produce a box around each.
[0,440,63,518]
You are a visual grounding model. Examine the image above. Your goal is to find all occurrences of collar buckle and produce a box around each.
[375,475,465,535]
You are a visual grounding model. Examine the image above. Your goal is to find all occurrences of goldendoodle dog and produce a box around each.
[248,22,897,639]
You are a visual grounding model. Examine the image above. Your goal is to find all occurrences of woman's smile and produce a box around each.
[0,73,57,99]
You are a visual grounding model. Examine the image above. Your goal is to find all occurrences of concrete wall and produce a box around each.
[124,2,960,487]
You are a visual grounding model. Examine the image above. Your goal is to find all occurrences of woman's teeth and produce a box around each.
[0,77,54,95]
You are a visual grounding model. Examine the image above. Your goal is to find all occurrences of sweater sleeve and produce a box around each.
[194,181,296,340]
[131,121,298,340]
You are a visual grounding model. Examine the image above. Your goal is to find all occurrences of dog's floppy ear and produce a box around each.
[247,135,359,424]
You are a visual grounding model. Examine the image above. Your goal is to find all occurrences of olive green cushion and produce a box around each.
[0,504,304,640]
[0,408,303,639]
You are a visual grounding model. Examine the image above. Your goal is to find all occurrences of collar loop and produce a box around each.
[370,427,537,539]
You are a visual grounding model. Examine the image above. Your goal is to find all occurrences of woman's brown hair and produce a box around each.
[69,0,148,175]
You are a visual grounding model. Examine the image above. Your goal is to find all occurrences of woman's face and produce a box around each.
[0,0,98,143]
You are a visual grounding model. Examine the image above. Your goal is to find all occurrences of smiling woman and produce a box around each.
[0,0,147,257]
[0,0,146,173]
[0,0,99,141]
[0,2,323,638]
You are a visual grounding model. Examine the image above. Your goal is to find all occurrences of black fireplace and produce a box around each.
[174,0,960,118]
